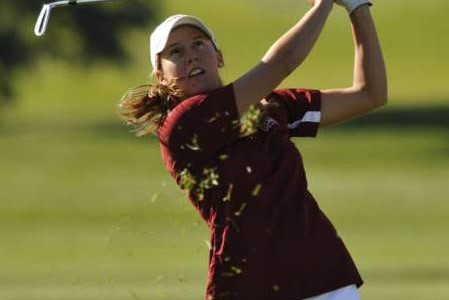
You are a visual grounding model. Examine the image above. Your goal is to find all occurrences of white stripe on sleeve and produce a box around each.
[287,111,321,130]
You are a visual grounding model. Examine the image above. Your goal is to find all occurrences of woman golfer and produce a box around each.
[119,0,387,299]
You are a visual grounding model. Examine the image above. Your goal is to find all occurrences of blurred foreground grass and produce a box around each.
[1,0,449,299]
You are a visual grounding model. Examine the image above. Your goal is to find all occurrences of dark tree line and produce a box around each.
[0,0,159,106]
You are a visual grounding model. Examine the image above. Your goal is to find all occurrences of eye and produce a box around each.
[169,46,182,57]
[193,39,205,48]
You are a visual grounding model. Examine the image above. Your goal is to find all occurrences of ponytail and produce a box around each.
[117,79,182,136]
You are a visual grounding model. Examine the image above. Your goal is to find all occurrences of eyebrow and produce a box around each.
[165,42,180,51]
[192,35,207,40]
[165,35,208,51]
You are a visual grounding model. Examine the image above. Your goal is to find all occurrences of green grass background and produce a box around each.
[1,0,448,299]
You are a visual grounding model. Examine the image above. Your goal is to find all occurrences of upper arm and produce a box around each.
[320,87,384,128]
[233,60,289,117]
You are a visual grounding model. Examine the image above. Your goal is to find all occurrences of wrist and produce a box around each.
[350,3,372,19]
[313,0,334,13]
[350,2,372,15]
[310,0,333,7]
[337,0,372,15]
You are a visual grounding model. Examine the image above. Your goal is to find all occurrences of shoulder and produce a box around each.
[157,83,240,149]
[268,88,321,103]
[168,84,235,121]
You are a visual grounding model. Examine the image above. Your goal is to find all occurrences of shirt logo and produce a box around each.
[258,117,279,132]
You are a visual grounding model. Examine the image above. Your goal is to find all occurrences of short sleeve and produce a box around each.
[268,88,321,137]
[158,84,241,170]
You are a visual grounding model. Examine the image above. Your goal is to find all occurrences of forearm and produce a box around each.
[351,6,388,106]
[262,0,334,76]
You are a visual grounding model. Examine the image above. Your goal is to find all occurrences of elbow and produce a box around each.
[375,84,388,108]
[357,82,388,109]
[272,56,296,79]
[265,49,300,79]
[372,72,389,108]
[372,88,388,108]
[283,54,299,77]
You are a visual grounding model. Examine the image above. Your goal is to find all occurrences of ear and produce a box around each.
[216,50,225,68]
[154,69,165,82]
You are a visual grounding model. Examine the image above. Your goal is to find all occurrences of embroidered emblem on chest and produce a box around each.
[258,117,279,132]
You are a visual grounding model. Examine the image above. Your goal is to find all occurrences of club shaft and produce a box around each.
[51,0,121,8]
[71,0,121,5]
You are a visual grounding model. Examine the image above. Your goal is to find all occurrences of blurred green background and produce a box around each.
[1,0,448,299]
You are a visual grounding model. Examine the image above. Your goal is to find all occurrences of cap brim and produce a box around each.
[150,14,217,70]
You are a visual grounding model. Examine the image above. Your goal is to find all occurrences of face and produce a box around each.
[156,25,224,98]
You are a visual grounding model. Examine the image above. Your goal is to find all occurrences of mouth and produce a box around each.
[188,67,205,78]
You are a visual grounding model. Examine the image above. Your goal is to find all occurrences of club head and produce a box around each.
[34,4,52,36]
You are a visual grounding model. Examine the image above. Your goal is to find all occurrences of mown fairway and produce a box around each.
[1,0,448,299]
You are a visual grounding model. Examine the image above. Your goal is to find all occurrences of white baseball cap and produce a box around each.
[149,14,218,70]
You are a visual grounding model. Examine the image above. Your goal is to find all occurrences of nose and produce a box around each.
[186,48,199,65]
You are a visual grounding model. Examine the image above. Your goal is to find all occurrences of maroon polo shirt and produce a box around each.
[158,84,363,300]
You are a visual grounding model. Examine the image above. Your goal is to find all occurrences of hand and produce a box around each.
[335,0,372,14]
[307,0,333,5]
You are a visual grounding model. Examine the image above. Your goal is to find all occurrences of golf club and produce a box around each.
[34,0,122,37]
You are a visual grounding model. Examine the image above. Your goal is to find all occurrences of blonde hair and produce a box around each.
[118,76,183,136]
